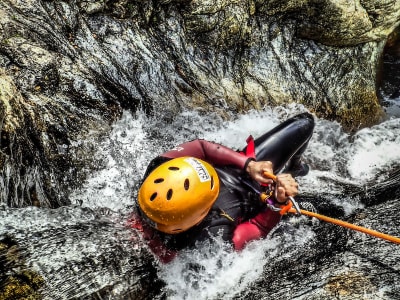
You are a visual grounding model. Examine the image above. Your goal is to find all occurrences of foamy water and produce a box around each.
[2,103,399,299]
[64,103,399,299]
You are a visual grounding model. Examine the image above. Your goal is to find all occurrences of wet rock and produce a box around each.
[0,1,399,207]
[0,236,44,300]
[0,207,164,299]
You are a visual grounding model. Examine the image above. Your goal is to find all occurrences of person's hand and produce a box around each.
[274,173,298,204]
[246,160,275,185]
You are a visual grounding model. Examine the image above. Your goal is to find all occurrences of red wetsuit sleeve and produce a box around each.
[129,215,177,264]
[232,209,281,251]
[161,139,251,169]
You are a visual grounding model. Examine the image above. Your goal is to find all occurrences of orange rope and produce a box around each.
[289,208,400,244]
[263,172,400,244]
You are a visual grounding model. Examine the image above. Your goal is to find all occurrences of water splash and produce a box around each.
[2,103,400,299]
[159,225,315,300]
[69,111,152,212]
[346,118,400,181]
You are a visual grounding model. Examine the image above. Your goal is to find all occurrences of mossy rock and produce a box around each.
[0,238,44,300]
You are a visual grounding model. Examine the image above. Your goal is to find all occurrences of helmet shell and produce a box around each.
[138,157,220,234]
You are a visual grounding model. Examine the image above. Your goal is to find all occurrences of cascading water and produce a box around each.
[1,100,399,299]
[1,0,400,297]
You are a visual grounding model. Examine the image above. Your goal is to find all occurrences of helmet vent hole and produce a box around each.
[166,189,173,200]
[210,176,215,189]
[184,178,190,190]
[150,192,157,201]
[154,178,164,183]
[168,166,180,171]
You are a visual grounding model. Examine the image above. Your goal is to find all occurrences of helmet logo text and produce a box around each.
[185,157,211,182]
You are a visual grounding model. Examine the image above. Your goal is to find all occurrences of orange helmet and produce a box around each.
[138,157,220,234]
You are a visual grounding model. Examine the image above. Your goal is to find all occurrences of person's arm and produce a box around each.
[162,139,281,185]
[232,208,281,251]
[161,139,252,170]
[232,164,299,250]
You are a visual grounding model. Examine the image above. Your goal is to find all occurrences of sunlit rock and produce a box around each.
[0,1,399,209]
[0,236,44,299]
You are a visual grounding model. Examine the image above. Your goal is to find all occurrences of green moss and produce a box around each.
[338,90,383,132]
[0,242,7,251]
[1,39,10,45]
[0,275,43,300]
[0,238,44,300]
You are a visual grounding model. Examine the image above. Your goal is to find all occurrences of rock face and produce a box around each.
[0,0,400,208]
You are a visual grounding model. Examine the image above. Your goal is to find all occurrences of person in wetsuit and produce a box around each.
[133,112,315,263]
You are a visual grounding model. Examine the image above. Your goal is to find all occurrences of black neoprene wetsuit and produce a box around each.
[135,112,315,258]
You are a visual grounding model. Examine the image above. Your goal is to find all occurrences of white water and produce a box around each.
[1,102,398,299]
[63,103,400,299]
